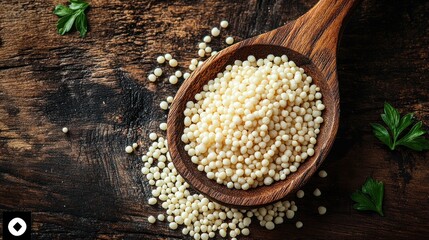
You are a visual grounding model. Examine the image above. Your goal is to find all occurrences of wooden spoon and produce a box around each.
[167,0,360,208]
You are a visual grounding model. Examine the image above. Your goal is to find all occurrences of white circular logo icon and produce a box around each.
[8,217,27,236]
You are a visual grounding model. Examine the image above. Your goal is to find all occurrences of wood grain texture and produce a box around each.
[168,0,360,207]
[1,0,429,239]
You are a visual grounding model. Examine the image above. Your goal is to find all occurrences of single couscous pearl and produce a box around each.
[175,70,183,78]
[296,221,303,228]
[157,214,165,221]
[125,146,133,153]
[198,49,205,57]
[220,20,229,28]
[225,36,234,45]
[318,170,328,178]
[198,42,207,49]
[62,127,69,133]
[286,210,295,219]
[265,221,275,230]
[160,101,169,110]
[154,68,163,77]
[149,133,157,140]
[148,197,157,205]
[164,53,172,60]
[203,35,212,43]
[169,59,178,67]
[318,206,327,215]
[157,56,165,64]
[211,27,220,37]
[160,123,167,131]
[148,215,156,224]
[148,74,157,82]
[313,188,321,197]
[169,222,178,230]
[132,143,138,148]
[167,96,174,103]
[204,46,212,53]
[296,190,304,198]
[169,75,179,84]
[183,72,191,79]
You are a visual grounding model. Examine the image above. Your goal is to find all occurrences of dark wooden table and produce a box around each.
[1,0,428,239]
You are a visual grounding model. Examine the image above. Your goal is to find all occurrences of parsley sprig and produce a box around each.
[371,102,429,151]
[53,0,90,38]
[351,177,384,216]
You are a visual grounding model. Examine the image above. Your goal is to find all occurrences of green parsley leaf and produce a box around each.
[57,13,78,35]
[396,121,429,151]
[371,102,429,151]
[53,5,73,17]
[69,0,89,11]
[53,0,90,37]
[351,177,384,216]
[75,12,88,38]
[370,123,391,148]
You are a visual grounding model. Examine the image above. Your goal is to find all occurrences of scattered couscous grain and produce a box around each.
[225,36,234,45]
[296,190,305,198]
[318,170,328,178]
[318,206,327,215]
[160,123,167,131]
[148,215,156,224]
[154,68,163,77]
[160,101,169,110]
[157,55,165,64]
[211,27,220,37]
[148,74,157,82]
[203,35,212,43]
[313,188,321,197]
[164,53,172,61]
[125,145,133,154]
[149,132,158,141]
[169,59,178,67]
[169,75,179,85]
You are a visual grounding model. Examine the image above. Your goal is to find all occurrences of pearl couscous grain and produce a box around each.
[125,145,133,153]
[296,190,305,198]
[211,27,220,37]
[157,55,166,64]
[318,206,327,215]
[313,188,321,197]
[318,170,328,178]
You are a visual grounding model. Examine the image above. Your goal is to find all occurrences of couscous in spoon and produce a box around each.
[168,0,360,208]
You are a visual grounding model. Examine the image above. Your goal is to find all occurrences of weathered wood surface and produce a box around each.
[1,0,428,239]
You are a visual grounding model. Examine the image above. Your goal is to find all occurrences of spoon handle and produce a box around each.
[289,0,361,59]
[264,0,361,86]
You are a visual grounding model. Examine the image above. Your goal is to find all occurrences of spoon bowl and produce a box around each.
[168,0,359,208]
